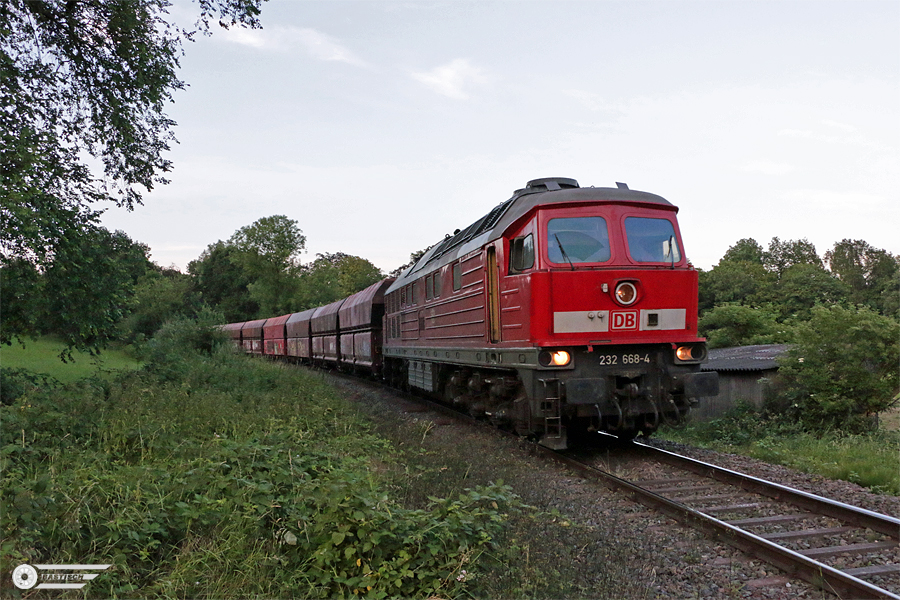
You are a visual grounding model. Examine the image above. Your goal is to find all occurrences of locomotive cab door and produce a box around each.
[487,245,501,343]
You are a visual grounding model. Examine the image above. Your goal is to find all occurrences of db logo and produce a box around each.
[611,311,638,330]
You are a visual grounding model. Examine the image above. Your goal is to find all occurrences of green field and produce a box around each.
[0,337,141,383]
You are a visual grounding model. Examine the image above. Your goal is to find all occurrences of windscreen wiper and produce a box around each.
[554,234,576,271]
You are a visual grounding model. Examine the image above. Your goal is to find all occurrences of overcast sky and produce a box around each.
[100,0,900,274]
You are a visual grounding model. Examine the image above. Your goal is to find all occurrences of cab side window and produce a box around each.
[509,234,535,273]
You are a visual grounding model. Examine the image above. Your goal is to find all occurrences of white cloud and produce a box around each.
[411,59,486,99]
[295,28,367,66]
[219,27,267,49]
[740,159,795,175]
[563,89,618,112]
[822,119,857,133]
[219,26,367,67]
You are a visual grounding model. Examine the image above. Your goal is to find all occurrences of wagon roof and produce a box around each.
[388,178,676,292]
[263,313,292,330]
[241,318,267,336]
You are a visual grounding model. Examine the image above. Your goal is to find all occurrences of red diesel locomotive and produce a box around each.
[223,177,718,449]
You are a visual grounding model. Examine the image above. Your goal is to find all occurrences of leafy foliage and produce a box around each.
[188,241,260,321]
[1,319,519,598]
[775,262,849,321]
[699,259,774,313]
[762,236,822,276]
[2,0,265,352]
[1,227,154,356]
[825,238,900,318]
[774,305,899,429]
[297,252,384,309]
[698,304,788,348]
[118,267,203,344]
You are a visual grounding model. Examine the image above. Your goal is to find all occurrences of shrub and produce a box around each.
[1,321,520,598]
[773,305,899,431]
[697,303,790,348]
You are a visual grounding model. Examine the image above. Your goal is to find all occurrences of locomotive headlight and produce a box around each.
[675,344,707,363]
[615,281,637,305]
[676,346,694,361]
[539,350,572,367]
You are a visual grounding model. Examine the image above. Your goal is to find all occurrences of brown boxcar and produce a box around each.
[338,278,395,374]
[263,314,291,356]
[310,300,345,364]
[240,318,267,355]
[286,308,316,360]
[222,322,244,349]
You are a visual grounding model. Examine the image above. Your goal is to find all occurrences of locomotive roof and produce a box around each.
[388,178,676,291]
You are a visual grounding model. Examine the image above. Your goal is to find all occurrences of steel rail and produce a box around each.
[633,441,900,540]
[540,444,899,599]
[332,376,899,598]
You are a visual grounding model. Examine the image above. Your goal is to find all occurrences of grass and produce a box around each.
[0,337,141,383]
[1,322,524,599]
[659,404,900,495]
[349,382,659,600]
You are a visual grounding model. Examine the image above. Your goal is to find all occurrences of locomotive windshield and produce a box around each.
[547,217,610,264]
[625,217,681,263]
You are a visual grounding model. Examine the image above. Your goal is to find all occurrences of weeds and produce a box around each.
[660,403,900,495]
[1,318,521,598]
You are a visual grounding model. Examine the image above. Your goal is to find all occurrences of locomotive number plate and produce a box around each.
[598,353,651,366]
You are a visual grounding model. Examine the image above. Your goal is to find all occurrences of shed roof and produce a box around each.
[701,344,789,373]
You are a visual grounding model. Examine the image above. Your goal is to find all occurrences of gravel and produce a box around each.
[333,375,899,599]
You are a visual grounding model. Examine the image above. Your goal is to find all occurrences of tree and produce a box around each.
[763,237,822,277]
[227,215,306,272]
[721,238,765,264]
[226,215,306,316]
[297,253,383,309]
[775,305,899,431]
[119,267,202,343]
[698,261,774,313]
[1,0,265,351]
[697,304,788,348]
[825,239,899,317]
[775,263,848,321]
[188,241,259,322]
[0,227,154,356]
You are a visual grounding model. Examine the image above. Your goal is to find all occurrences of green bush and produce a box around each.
[773,304,899,431]
[1,319,521,598]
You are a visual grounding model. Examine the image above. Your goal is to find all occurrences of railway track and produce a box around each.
[332,373,899,598]
[551,439,900,599]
